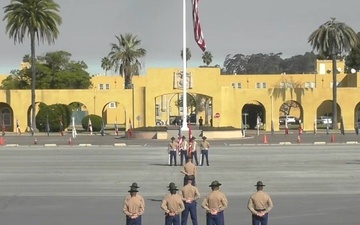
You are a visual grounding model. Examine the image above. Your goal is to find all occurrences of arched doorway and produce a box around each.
[242,101,265,130]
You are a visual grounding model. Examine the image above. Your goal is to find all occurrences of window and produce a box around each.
[262,82,266,88]
[256,82,266,88]
[231,83,236,88]
[256,83,261,88]
[286,82,293,88]
[155,104,160,116]
[279,82,285,88]
[1,108,11,126]
[99,84,104,90]
[105,84,110,90]
[305,82,310,88]
[237,83,242,89]
[109,102,116,109]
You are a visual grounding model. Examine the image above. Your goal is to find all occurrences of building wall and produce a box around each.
[0,60,359,132]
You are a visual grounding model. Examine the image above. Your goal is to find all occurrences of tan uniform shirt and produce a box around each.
[169,141,178,152]
[247,191,273,214]
[124,194,145,204]
[190,141,199,153]
[201,190,228,213]
[161,194,185,215]
[200,140,210,150]
[180,184,200,203]
[123,194,145,217]
[180,140,188,150]
[181,162,197,176]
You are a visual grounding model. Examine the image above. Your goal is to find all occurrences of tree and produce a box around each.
[1,51,91,90]
[108,33,146,89]
[101,57,112,75]
[3,0,62,132]
[180,48,192,66]
[202,51,212,66]
[308,18,359,129]
[345,33,360,72]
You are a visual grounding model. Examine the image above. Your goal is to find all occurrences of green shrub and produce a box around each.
[201,126,240,131]
[35,103,72,132]
[133,126,167,131]
[81,114,103,131]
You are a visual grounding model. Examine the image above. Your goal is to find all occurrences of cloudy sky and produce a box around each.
[1,0,360,75]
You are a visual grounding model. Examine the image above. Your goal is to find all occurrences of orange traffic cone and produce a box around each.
[297,135,301,143]
[0,137,4,145]
[34,138,37,145]
[263,134,268,144]
[330,134,335,143]
[68,137,72,145]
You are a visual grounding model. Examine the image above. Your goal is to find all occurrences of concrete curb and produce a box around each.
[78,144,92,147]
[113,143,126,147]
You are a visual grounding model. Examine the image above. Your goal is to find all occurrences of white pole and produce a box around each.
[181,0,188,131]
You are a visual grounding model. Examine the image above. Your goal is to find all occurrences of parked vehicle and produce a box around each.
[317,116,332,125]
[279,116,297,125]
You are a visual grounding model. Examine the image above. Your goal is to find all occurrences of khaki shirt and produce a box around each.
[123,194,145,216]
[169,141,178,151]
[200,140,210,150]
[190,141,199,153]
[180,140,188,150]
[161,194,185,215]
[181,162,197,176]
[180,184,200,202]
[201,190,228,212]
[247,191,273,214]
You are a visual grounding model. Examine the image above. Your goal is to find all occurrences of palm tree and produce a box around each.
[202,51,213,66]
[101,57,112,75]
[308,18,359,129]
[3,0,62,133]
[180,47,192,66]
[108,33,146,89]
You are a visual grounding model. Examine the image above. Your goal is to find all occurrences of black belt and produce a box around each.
[255,209,265,211]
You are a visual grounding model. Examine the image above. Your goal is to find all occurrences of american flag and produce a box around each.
[192,0,206,51]
[88,118,93,133]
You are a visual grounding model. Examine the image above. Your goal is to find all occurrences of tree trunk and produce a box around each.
[30,32,36,133]
[332,55,338,129]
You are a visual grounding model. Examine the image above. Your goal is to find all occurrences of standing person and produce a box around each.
[200,136,210,166]
[161,182,185,225]
[180,175,200,225]
[247,181,274,225]
[198,116,203,128]
[179,136,188,166]
[181,157,197,186]
[189,137,199,166]
[201,180,228,225]
[123,186,145,225]
[169,137,178,166]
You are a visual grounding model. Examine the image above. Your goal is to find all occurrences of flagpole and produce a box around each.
[181,0,188,131]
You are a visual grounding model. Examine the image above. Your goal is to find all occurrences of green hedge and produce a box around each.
[35,103,72,132]
[81,114,103,131]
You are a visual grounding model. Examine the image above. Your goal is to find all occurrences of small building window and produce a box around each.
[256,83,261,88]
[99,84,104,90]
[105,84,110,90]
[231,83,236,88]
[155,104,160,116]
[262,82,266,88]
[280,82,285,88]
[109,102,116,109]
[237,83,242,89]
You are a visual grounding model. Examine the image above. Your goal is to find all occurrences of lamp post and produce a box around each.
[243,113,248,137]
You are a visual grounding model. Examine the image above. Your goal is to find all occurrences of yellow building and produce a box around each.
[0,59,359,133]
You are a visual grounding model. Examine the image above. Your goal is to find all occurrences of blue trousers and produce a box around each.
[181,201,198,225]
[180,150,187,165]
[206,211,224,225]
[165,214,180,225]
[192,153,199,165]
[252,213,268,225]
[126,215,142,225]
[201,150,209,166]
[170,151,177,166]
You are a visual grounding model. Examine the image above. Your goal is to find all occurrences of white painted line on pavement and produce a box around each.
[114,143,126,147]
[44,144,57,147]
[346,141,358,144]
[78,144,92,147]
[314,142,326,145]
[279,142,292,145]
[5,144,19,147]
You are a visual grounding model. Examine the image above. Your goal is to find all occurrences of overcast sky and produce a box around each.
[1,0,360,75]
